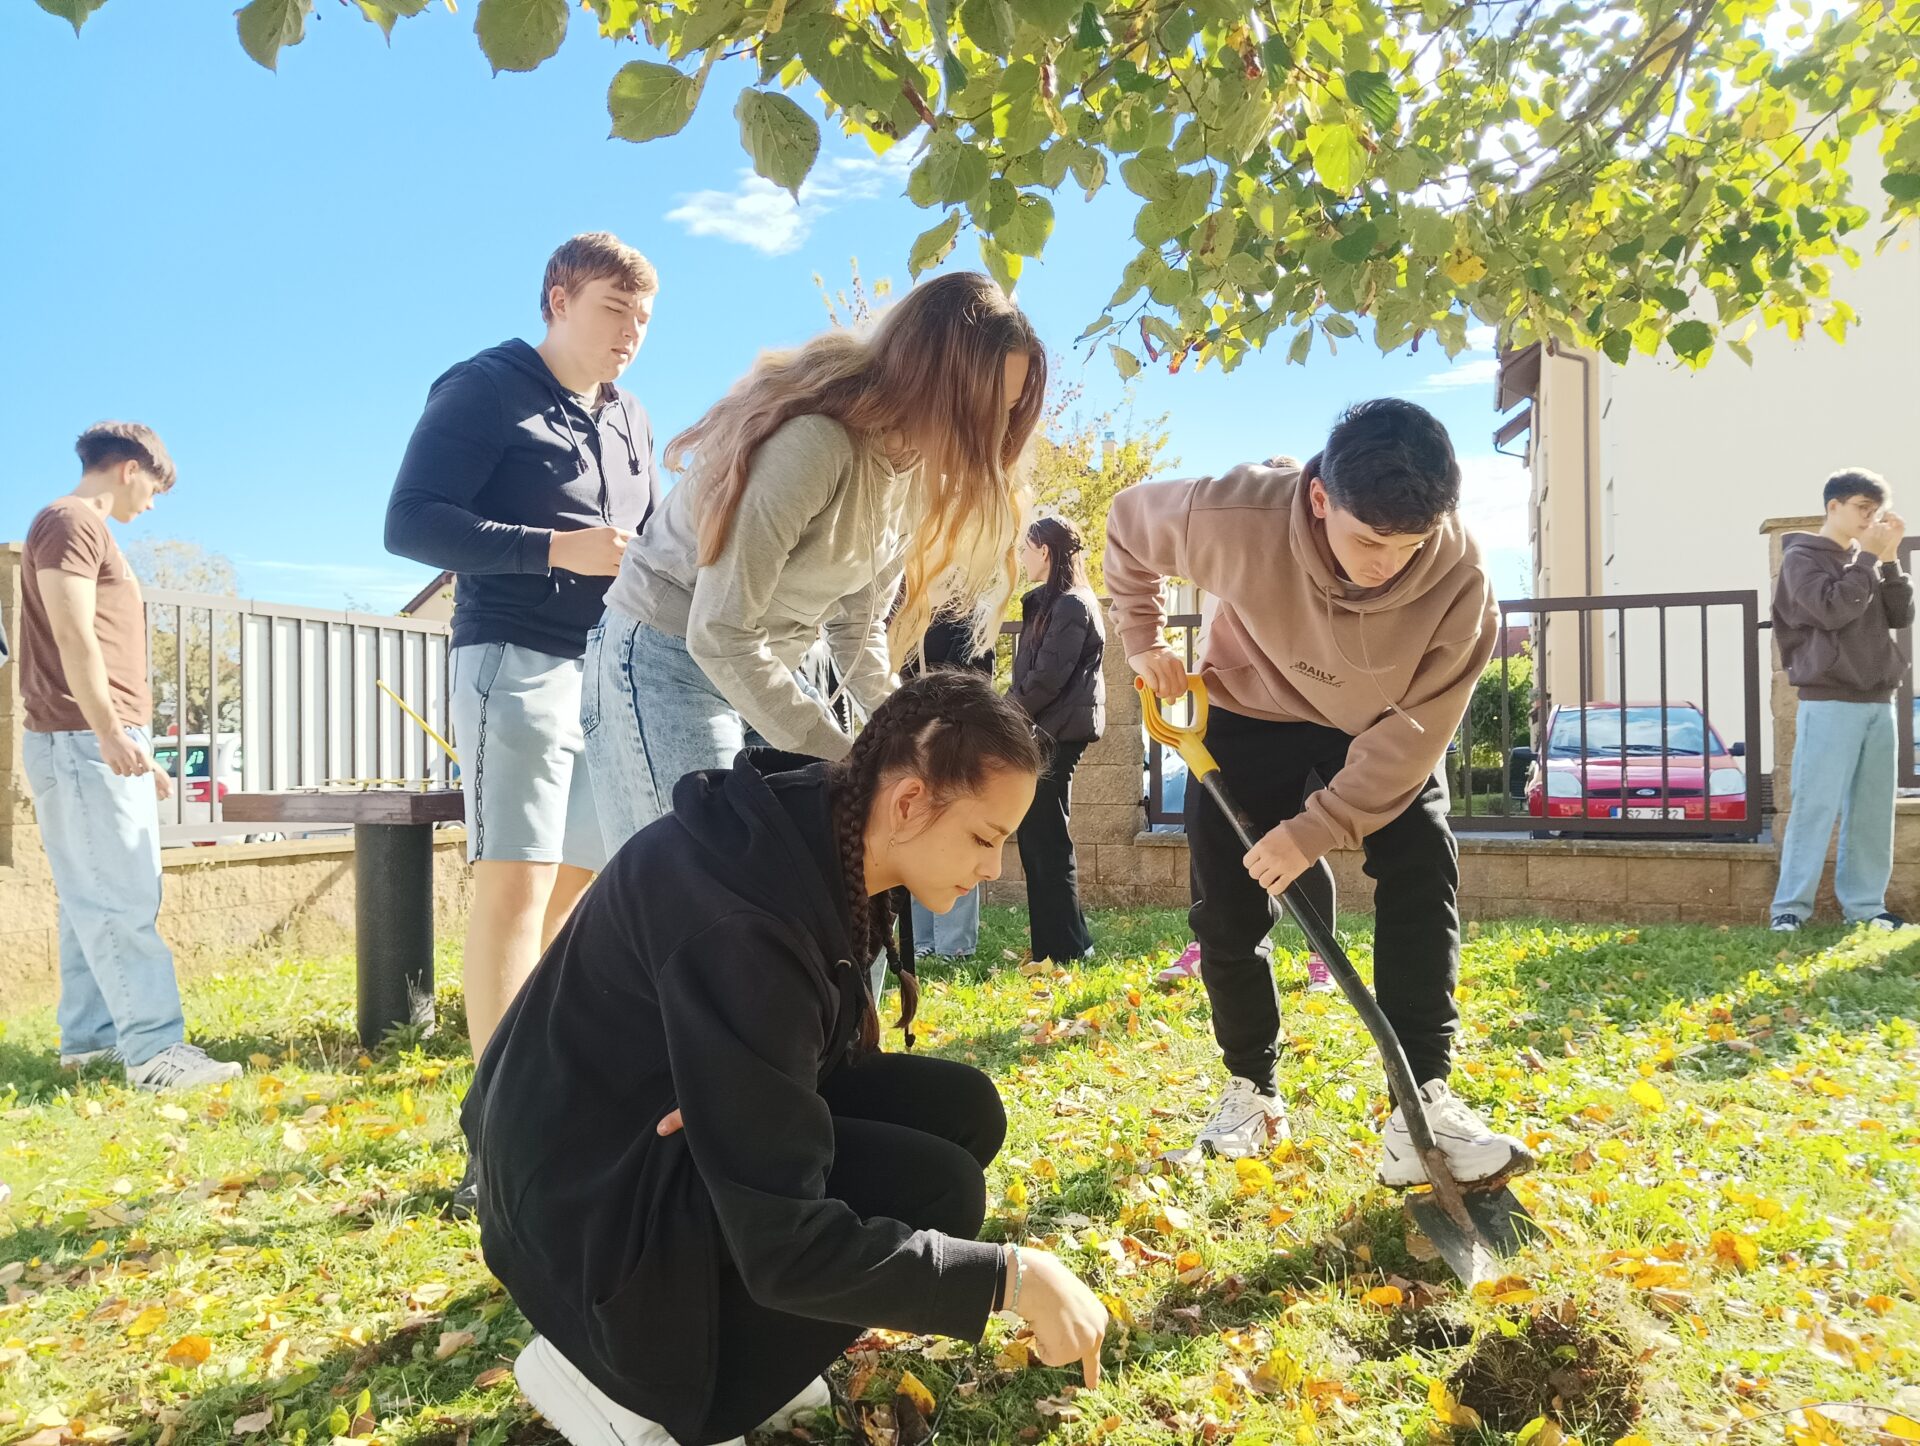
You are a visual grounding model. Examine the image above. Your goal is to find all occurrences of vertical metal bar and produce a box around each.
[441,633,453,786]
[350,626,361,786]
[1577,604,1591,826]
[174,602,187,827]
[208,605,222,834]
[1699,604,1713,836]
[1742,593,1763,840]
[374,629,386,785]
[1659,607,1670,816]
[1498,603,1512,817]
[295,619,307,788]
[1616,606,1630,813]
[265,613,278,791]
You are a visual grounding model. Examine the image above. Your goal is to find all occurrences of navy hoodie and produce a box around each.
[461,755,1002,1441]
[384,339,659,659]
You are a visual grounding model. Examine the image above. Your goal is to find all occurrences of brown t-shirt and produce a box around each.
[20,498,152,734]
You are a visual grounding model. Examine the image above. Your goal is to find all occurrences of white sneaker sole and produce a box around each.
[1380,1140,1534,1190]
[515,1338,648,1446]
[762,1377,830,1431]
[1198,1111,1288,1160]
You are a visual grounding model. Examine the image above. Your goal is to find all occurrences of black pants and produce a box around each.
[695,1053,1005,1440]
[1018,737,1093,963]
[1186,705,1461,1091]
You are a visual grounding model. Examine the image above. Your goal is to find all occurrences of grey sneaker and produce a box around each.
[1380,1078,1534,1187]
[124,1043,242,1092]
[1861,912,1908,931]
[1770,913,1801,933]
[1191,1076,1289,1159]
[59,1047,120,1071]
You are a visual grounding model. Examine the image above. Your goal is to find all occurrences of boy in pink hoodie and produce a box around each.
[1106,399,1532,1185]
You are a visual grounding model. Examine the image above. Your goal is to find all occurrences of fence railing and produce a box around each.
[1143,592,1764,841]
[143,589,452,846]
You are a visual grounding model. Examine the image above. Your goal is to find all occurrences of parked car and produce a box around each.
[1515,702,1747,836]
[152,733,280,845]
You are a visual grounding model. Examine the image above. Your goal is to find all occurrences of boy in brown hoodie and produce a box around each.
[1768,468,1911,932]
[1106,399,1531,1186]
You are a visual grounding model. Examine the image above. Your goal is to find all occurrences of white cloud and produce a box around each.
[1455,452,1529,556]
[1466,324,1497,352]
[1415,356,1501,392]
[665,147,916,256]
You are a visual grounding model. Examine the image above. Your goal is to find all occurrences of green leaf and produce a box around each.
[1344,71,1398,131]
[959,0,1014,56]
[1075,1,1109,49]
[1077,314,1115,342]
[674,0,745,56]
[1306,122,1366,194]
[1120,149,1181,203]
[1287,325,1315,365]
[908,211,963,278]
[1651,285,1692,313]
[474,0,568,74]
[978,235,1023,293]
[1331,221,1379,263]
[608,61,700,142]
[1667,319,1714,361]
[1069,146,1106,199]
[998,194,1055,256]
[1600,329,1632,365]
[909,130,991,206]
[235,0,311,71]
[1882,171,1920,202]
[735,88,820,199]
[1109,345,1142,380]
[34,0,110,35]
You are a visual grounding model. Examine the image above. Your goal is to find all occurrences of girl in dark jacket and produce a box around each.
[1010,517,1107,963]
[463,671,1107,1446]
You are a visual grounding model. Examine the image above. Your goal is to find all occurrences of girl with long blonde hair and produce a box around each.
[586,271,1045,851]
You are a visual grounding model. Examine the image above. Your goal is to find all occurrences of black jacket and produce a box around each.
[462,756,1001,1441]
[1773,533,1914,702]
[1011,587,1106,743]
[384,339,659,659]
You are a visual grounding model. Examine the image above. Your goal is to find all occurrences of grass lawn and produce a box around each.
[1,910,1917,1446]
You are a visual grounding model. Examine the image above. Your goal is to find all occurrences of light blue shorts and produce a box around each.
[450,641,607,871]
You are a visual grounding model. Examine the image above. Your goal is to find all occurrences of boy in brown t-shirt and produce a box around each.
[20,422,241,1091]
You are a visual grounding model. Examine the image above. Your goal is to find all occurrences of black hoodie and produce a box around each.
[384,339,659,659]
[461,755,1002,1441]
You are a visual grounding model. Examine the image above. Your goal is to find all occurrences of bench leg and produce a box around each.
[354,822,436,1049]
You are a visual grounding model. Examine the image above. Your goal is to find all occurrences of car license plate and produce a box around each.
[1611,806,1686,819]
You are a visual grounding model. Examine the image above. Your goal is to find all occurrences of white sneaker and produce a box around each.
[1191,1076,1289,1159]
[124,1043,242,1093]
[1380,1079,1533,1187]
[761,1376,830,1431]
[514,1337,677,1446]
[59,1047,119,1071]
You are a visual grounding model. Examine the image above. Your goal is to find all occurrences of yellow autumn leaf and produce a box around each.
[897,1369,936,1416]
[1428,1377,1481,1429]
[1614,1436,1656,1446]
[1442,248,1487,285]
[162,1335,212,1367]
[1233,1159,1274,1196]
[1003,1178,1028,1209]
[1362,1284,1405,1309]
[1628,1080,1666,1112]
[126,1306,168,1338]
[1175,1249,1204,1272]
[1710,1229,1758,1271]
[995,1337,1031,1369]
[1879,1416,1920,1441]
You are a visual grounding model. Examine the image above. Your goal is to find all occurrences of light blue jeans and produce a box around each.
[23,728,187,1066]
[910,887,981,958]
[1772,699,1898,922]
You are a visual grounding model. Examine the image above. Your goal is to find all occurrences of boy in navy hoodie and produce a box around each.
[386,234,661,1139]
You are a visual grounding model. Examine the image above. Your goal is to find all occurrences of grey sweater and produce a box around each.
[603,415,914,759]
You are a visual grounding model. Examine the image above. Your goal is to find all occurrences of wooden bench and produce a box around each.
[222,789,465,1048]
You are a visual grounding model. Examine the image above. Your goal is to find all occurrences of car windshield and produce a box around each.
[1547,707,1710,758]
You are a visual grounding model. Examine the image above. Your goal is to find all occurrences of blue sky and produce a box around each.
[0,2,1526,610]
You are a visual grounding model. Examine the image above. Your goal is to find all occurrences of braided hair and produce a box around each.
[829,669,1046,1054]
[1026,514,1088,646]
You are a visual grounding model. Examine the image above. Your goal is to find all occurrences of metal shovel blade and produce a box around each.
[1405,1183,1539,1285]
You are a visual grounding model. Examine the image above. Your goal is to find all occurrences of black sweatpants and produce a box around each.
[1187,704,1462,1091]
[1018,737,1094,963]
[694,1053,1006,1441]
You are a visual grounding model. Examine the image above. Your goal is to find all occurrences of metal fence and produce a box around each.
[143,589,452,846]
[1144,593,1765,841]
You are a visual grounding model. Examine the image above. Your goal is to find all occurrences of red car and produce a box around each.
[1521,702,1748,832]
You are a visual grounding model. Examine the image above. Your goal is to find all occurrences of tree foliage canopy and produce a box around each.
[42,0,1919,371]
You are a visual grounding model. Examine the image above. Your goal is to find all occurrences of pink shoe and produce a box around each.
[1156,942,1203,984]
[1304,953,1337,994]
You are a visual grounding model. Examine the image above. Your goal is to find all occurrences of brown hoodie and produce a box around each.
[1105,460,1497,863]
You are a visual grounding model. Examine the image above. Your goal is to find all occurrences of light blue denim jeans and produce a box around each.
[22,727,187,1066]
[1771,699,1898,922]
[910,886,982,958]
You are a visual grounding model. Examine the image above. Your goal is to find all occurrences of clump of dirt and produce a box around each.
[1449,1305,1644,1438]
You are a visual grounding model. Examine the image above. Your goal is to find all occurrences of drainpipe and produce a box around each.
[1548,339,1598,598]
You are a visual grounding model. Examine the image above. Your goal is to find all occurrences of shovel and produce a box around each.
[1139,675,1537,1285]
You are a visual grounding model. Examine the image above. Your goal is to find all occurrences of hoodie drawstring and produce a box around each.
[1323,590,1426,736]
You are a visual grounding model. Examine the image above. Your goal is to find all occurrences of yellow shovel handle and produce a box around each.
[1135,674,1220,781]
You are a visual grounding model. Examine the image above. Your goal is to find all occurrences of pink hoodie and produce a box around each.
[1105,460,1497,862]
